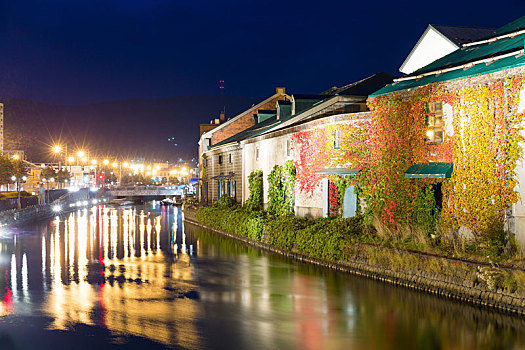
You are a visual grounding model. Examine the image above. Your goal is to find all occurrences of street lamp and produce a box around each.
[53,144,67,171]
[12,175,27,209]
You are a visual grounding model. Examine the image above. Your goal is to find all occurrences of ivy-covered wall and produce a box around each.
[367,70,525,240]
[242,112,370,218]
[289,116,370,218]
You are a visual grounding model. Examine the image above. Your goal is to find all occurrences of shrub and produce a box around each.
[195,206,264,240]
[197,205,365,263]
[296,217,363,260]
[214,194,237,209]
[245,170,263,211]
[265,215,309,250]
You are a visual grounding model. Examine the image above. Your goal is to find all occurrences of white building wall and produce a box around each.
[243,132,324,218]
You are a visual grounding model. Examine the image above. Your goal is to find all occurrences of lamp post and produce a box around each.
[53,145,68,189]
[12,175,27,209]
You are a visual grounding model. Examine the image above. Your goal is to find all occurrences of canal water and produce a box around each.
[0,202,523,349]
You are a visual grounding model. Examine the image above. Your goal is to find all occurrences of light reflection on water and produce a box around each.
[0,202,522,349]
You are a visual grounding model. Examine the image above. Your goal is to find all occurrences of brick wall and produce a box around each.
[210,95,287,145]
[202,144,243,204]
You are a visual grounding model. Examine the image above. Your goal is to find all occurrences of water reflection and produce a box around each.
[0,203,522,349]
[0,204,200,348]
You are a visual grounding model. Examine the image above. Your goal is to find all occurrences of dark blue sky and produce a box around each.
[0,0,524,105]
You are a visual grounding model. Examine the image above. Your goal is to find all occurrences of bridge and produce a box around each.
[106,185,184,197]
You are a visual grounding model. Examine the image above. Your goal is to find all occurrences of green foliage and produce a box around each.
[282,160,296,215]
[195,206,264,240]
[296,217,364,260]
[267,160,296,216]
[11,159,28,179]
[196,206,364,262]
[213,194,237,209]
[410,185,438,236]
[56,169,71,184]
[267,165,284,216]
[41,167,56,180]
[0,156,13,185]
[245,170,263,211]
[265,215,309,250]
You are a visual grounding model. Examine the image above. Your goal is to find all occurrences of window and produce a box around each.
[256,147,260,160]
[203,158,207,168]
[286,139,291,157]
[425,102,444,143]
[334,129,341,149]
[218,155,223,164]
[229,153,232,163]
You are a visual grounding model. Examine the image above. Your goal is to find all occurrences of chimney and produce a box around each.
[276,87,285,95]
[220,111,225,123]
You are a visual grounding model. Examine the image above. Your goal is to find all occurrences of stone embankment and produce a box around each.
[183,206,525,316]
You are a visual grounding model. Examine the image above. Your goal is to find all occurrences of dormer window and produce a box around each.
[425,102,443,144]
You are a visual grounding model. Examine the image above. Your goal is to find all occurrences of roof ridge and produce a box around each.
[431,24,495,30]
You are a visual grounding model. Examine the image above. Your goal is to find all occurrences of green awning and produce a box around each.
[405,162,453,179]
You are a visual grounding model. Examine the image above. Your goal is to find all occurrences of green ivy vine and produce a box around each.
[245,170,263,211]
[268,160,297,216]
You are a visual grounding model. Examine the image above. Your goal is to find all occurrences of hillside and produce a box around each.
[3,95,258,162]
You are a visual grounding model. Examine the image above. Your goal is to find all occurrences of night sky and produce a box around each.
[0,1,523,105]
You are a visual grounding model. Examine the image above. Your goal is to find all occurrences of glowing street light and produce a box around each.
[123,162,129,167]
[68,156,75,163]
[103,159,109,165]
[112,162,118,167]
[53,145,62,154]
[91,159,97,165]
[77,150,85,158]
[12,154,19,160]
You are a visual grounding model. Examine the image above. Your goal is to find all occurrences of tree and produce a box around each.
[41,167,56,181]
[0,156,13,187]
[56,169,71,188]
[11,159,28,179]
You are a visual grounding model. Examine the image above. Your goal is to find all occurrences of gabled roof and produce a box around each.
[209,115,280,149]
[486,15,525,38]
[330,73,394,96]
[372,16,525,97]
[201,89,287,139]
[431,25,494,46]
[207,74,386,149]
[399,24,494,75]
